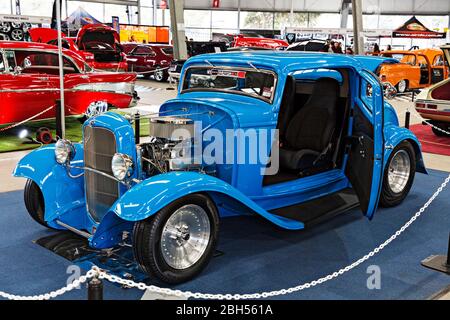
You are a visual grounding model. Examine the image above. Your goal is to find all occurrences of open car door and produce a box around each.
[345,70,384,219]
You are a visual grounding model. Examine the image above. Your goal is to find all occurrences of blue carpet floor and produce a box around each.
[0,169,449,300]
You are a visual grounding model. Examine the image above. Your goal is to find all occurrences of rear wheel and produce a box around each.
[430,122,450,137]
[396,80,408,93]
[154,66,168,82]
[133,193,219,284]
[379,141,416,207]
[24,179,53,228]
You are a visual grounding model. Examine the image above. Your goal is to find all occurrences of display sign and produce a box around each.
[0,14,51,24]
[392,16,446,39]
[120,24,170,44]
[112,16,120,34]
[285,27,392,39]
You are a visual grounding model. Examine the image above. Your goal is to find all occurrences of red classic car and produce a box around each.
[233,35,288,50]
[123,43,173,81]
[75,24,127,72]
[0,41,137,126]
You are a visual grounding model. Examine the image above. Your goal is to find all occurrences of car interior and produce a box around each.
[263,69,351,186]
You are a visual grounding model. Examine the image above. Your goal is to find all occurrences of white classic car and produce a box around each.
[415,45,450,136]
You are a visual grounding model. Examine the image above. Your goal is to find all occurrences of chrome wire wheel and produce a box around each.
[160,204,211,270]
[387,150,411,193]
[0,22,11,33]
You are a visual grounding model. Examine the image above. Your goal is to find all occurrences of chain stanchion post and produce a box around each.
[55,100,62,139]
[421,232,450,275]
[405,110,410,129]
[135,111,140,144]
[87,275,103,300]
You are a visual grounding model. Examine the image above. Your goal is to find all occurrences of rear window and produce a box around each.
[182,67,276,103]
[162,47,173,55]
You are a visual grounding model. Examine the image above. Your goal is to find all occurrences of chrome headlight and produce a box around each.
[55,139,76,164]
[111,153,134,181]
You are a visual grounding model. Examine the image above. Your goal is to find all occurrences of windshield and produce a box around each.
[182,67,276,103]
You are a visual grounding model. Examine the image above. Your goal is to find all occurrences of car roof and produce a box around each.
[0,41,86,67]
[185,51,397,73]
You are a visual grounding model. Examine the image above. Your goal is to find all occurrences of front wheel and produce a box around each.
[133,193,219,284]
[24,179,53,228]
[379,141,416,207]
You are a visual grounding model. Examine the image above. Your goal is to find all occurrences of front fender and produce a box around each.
[107,171,304,230]
[12,144,87,227]
[384,125,427,174]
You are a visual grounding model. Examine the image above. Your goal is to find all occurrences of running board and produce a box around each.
[269,188,360,228]
[55,220,92,239]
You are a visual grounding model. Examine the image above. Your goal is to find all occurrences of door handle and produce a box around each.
[38,77,49,81]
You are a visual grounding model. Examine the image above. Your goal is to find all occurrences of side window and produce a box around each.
[360,77,373,112]
[14,51,77,74]
[417,55,428,67]
[5,50,16,72]
[133,46,155,56]
[0,53,4,73]
[433,55,444,67]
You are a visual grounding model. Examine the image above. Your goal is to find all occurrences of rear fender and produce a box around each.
[104,171,304,230]
[12,144,87,227]
[384,125,427,174]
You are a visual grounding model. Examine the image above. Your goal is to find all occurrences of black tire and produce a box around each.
[24,179,53,228]
[430,122,450,137]
[379,141,416,207]
[133,193,219,284]
[154,66,168,82]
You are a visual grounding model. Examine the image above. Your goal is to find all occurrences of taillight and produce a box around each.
[415,103,425,109]
[427,104,437,109]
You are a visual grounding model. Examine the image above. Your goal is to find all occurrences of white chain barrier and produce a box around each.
[0,105,55,133]
[0,173,448,300]
[95,66,171,76]
[410,110,450,136]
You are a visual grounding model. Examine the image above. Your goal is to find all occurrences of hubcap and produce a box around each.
[161,204,211,270]
[387,150,411,193]
[155,70,163,81]
[398,80,406,93]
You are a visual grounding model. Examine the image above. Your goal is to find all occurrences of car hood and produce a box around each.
[352,56,399,73]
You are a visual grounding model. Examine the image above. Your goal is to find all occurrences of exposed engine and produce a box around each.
[140,116,200,177]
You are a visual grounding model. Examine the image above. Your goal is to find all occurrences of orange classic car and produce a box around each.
[378,48,448,93]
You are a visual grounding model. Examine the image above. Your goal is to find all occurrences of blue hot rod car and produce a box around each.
[14,51,426,284]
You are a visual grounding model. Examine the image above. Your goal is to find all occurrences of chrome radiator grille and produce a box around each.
[84,126,118,222]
